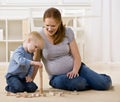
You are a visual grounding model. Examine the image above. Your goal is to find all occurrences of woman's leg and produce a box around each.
[5,76,25,93]
[79,63,112,90]
[49,63,112,91]
[49,74,90,91]
[24,81,38,92]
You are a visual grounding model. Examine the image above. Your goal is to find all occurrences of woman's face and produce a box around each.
[44,18,59,36]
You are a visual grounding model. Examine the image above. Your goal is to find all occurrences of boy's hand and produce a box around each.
[26,75,33,82]
[31,61,43,68]
[34,61,43,68]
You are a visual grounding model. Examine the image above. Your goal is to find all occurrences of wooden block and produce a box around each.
[57,92,64,97]
[6,92,11,96]
[27,95,33,98]
[49,92,55,96]
[40,93,46,97]
[71,91,79,95]
[22,92,28,98]
[6,92,16,96]
[31,93,35,97]
[16,93,22,98]
[35,93,40,97]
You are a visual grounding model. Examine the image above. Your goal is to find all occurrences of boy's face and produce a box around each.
[27,40,42,53]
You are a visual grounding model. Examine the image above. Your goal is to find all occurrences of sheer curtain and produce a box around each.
[111,0,120,62]
[84,0,120,63]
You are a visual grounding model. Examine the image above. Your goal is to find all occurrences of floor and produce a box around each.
[0,63,120,102]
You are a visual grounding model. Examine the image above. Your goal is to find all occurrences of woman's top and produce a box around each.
[5,45,33,79]
[39,27,74,79]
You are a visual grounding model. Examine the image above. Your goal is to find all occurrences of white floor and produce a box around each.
[0,63,120,102]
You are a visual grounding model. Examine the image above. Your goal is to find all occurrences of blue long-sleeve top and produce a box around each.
[5,45,34,79]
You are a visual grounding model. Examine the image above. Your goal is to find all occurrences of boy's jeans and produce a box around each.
[5,76,38,93]
[49,63,112,91]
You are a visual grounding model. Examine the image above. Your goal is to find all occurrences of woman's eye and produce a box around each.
[35,46,38,48]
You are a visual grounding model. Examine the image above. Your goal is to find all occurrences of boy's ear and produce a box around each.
[27,37,31,43]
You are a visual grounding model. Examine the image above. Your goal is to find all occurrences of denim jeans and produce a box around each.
[49,63,112,91]
[5,75,38,93]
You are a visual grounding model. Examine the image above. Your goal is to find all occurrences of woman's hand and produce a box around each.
[67,70,79,79]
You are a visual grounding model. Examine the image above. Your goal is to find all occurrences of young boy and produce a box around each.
[5,31,44,93]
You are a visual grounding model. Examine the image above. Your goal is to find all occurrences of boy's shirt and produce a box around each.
[5,45,34,79]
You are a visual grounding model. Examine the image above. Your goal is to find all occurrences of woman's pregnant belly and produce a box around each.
[46,55,73,75]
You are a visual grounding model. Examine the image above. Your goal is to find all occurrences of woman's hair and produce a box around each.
[43,7,65,44]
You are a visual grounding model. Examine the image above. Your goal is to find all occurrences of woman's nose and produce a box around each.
[47,26,52,30]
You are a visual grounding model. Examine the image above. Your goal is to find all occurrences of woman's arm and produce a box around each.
[31,49,42,80]
[67,38,82,79]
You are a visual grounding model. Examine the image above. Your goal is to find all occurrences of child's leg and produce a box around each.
[79,63,112,90]
[5,76,25,93]
[49,74,90,91]
[24,82,38,92]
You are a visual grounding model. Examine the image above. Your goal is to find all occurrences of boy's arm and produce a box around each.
[13,50,31,67]
[31,49,42,80]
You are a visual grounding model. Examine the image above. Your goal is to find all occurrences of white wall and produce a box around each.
[0,0,120,63]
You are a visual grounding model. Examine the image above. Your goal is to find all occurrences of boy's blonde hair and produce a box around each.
[26,31,44,49]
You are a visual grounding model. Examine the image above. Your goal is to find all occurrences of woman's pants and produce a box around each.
[49,63,112,91]
[5,76,38,93]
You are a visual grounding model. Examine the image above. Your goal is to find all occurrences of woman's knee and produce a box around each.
[49,75,66,89]
[92,74,112,90]
[97,74,112,90]
[93,82,112,90]
[50,75,90,91]
[67,77,89,91]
